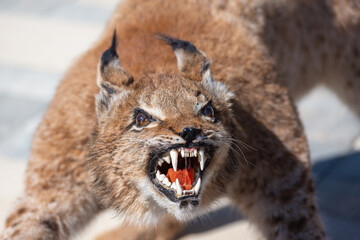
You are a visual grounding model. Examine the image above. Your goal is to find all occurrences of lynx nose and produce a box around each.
[180,127,202,142]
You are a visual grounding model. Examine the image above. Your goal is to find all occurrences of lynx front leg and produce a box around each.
[1,159,99,240]
[1,44,103,238]
[1,121,100,240]
[231,158,325,240]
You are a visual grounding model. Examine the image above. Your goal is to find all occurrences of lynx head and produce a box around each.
[88,32,234,224]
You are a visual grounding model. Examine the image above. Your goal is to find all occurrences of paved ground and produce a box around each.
[0,0,359,239]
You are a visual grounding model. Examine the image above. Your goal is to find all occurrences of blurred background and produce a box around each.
[0,0,359,239]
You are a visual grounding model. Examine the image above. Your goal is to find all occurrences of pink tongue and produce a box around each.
[166,168,195,190]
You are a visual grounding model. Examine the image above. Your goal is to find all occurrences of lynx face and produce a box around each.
[88,34,234,222]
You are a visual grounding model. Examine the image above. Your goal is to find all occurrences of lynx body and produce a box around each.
[3,0,360,239]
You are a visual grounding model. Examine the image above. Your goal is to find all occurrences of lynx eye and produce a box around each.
[136,113,150,127]
[202,105,214,118]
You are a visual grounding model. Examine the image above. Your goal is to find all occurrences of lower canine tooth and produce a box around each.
[176,178,183,195]
[193,178,201,195]
[156,170,161,180]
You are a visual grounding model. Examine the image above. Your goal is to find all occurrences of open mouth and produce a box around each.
[150,146,211,201]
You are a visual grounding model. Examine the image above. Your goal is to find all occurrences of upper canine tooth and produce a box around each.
[199,148,206,171]
[193,178,201,195]
[181,150,185,158]
[158,159,163,166]
[194,149,197,157]
[176,178,183,195]
[163,156,170,164]
[170,149,178,171]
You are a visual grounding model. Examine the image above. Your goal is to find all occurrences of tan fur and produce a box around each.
[2,0,359,239]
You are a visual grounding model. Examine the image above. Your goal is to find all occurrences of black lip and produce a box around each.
[147,143,214,203]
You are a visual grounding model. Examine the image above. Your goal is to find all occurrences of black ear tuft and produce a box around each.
[156,33,210,81]
[96,29,134,115]
[100,29,118,74]
[156,33,199,54]
[98,28,133,88]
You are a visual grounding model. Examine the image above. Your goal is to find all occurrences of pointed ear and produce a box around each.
[157,34,211,81]
[96,30,134,115]
[157,34,233,104]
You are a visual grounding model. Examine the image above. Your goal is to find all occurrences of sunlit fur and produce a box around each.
[3,0,360,239]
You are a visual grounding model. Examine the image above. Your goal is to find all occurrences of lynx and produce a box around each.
[2,0,360,239]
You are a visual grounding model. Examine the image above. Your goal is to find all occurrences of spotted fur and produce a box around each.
[2,0,359,239]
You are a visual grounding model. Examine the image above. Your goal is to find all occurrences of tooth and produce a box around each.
[170,149,178,171]
[193,178,201,195]
[183,190,194,195]
[162,177,171,187]
[163,156,170,164]
[158,174,165,182]
[190,152,193,157]
[185,152,189,157]
[194,149,197,157]
[181,150,185,158]
[176,178,183,195]
[171,182,176,189]
[156,170,161,180]
[199,148,206,171]
[158,159,163,166]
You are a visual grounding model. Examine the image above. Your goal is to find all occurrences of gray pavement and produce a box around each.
[313,152,360,239]
[0,0,359,239]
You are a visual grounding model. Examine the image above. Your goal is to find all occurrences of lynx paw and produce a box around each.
[1,208,60,240]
